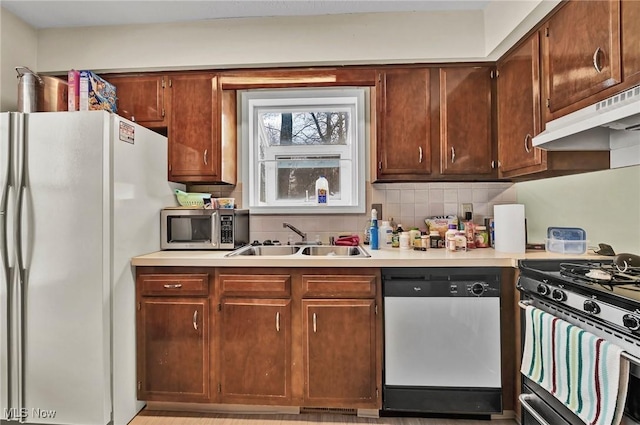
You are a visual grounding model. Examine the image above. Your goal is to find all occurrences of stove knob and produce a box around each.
[584,300,601,315]
[536,284,550,296]
[622,314,640,331]
[471,282,485,296]
[551,289,566,302]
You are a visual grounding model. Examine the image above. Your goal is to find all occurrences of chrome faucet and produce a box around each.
[282,222,307,242]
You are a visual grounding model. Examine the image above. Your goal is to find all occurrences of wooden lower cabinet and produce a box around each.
[137,297,210,401]
[135,267,381,410]
[220,298,291,404]
[302,299,377,407]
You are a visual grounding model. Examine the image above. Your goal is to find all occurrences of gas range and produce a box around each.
[518,258,640,338]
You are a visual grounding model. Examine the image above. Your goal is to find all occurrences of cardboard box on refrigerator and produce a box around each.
[67,69,80,111]
[78,70,117,112]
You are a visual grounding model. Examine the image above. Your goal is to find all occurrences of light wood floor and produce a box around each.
[131,411,518,425]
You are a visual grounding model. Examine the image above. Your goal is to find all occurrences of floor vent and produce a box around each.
[300,407,357,415]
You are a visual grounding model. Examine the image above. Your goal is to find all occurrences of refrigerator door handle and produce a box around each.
[14,114,27,421]
[1,114,14,289]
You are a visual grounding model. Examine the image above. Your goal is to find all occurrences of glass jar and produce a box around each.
[429,230,442,249]
[474,225,489,248]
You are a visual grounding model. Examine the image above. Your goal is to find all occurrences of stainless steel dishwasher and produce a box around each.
[382,267,502,416]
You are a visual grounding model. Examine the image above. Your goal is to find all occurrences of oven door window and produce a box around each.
[167,216,212,243]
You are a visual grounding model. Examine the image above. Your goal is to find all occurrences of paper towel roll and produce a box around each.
[493,204,526,253]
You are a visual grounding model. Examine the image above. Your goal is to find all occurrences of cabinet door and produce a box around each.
[108,75,166,125]
[622,0,640,84]
[168,73,220,181]
[544,0,622,114]
[375,68,431,180]
[219,298,291,404]
[439,67,494,176]
[302,299,377,408]
[497,33,545,175]
[137,297,210,402]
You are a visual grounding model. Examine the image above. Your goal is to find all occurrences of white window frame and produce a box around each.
[241,87,367,214]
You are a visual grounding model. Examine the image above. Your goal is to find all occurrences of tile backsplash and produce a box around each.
[190,182,517,245]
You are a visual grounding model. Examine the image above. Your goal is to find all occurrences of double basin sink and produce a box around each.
[225,244,370,258]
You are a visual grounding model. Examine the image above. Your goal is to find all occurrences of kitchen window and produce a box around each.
[241,88,367,214]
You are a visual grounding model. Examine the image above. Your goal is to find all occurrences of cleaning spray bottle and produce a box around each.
[369,209,379,250]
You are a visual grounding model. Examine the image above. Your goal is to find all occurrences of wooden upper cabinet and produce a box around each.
[438,66,495,177]
[168,73,219,181]
[497,32,545,177]
[543,0,622,116]
[622,0,640,84]
[375,68,431,180]
[108,75,167,126]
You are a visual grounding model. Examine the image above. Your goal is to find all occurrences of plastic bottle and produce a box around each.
[363,220,371,245]
[399,232,411,250]
[455,231,467,251]
[464,212,475,249]
[315,176,329,206]
[369,209,379,250]
[393,224,404,248]
[444,224,458,244]
[378,220,393,249]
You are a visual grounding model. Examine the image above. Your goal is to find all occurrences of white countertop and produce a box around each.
[131,247,604,268]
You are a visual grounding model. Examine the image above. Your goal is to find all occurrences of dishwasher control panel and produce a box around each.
[382,267,501,298]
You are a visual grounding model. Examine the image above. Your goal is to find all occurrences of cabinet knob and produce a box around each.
[593,47,604,73]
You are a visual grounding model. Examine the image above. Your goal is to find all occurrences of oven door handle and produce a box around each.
[519,394,552,425]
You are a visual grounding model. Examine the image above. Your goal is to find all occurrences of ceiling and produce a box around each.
[2,0,490,29]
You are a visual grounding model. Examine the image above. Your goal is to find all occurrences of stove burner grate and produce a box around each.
[559,261,640,291]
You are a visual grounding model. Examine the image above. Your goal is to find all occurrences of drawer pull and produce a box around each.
[451,146,456,163]
[203,149,208,165]
[313,313,317,333]
[276,312,280,332]
[163,283,182,289]
[193,310,198,331]
[418,146,423,163]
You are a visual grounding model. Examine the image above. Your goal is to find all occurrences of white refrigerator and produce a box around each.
[0,111,181,425]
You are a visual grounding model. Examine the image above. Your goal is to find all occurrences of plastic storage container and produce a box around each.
[545,227,588,254]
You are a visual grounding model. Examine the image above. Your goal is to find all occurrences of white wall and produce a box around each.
[0,7,38,111]
[35,11,490,73]
[483,0,560,57]
[516,166,640,254]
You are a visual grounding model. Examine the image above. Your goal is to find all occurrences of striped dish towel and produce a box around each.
[521,305,630,425]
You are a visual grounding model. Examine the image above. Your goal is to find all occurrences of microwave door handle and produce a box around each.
[211,211,218,248]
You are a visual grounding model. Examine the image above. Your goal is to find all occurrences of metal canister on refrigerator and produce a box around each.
[16,66,43,112]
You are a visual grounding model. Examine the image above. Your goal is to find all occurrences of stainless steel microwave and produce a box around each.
[161,208,250,250]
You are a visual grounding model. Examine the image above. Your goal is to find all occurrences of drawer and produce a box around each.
[219,274,291,297]
[139,274,209,296]
[302,275,376,298]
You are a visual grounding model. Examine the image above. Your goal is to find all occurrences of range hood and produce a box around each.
[533,85,640,168]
